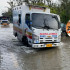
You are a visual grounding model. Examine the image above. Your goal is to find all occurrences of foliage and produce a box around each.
[48,0,70,24]
[2,0,14,22]
[2,0,70,24]
[58,0,70,23]
[2,9,12,22]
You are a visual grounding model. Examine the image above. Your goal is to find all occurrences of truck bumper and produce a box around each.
[32,43,60,48]
[1,23,9,26]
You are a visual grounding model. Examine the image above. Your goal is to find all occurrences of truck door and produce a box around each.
[25,14,31,28]
[25,13,32,43]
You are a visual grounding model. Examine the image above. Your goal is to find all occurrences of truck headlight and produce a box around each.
[33,34,39,43]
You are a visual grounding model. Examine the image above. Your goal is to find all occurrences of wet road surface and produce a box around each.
[0,24,70,70]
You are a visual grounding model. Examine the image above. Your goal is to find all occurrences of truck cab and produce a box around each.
[25,13,61,48]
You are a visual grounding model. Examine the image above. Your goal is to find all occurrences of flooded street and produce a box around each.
[0,24,70,70]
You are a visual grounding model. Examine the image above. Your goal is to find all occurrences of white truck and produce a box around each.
[13,3,61,48]
[1,20,10,26]
[0,17,10,26]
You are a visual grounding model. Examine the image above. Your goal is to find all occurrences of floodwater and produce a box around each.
[0,24,70,70]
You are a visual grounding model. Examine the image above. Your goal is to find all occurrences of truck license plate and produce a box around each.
[46,44,52,47]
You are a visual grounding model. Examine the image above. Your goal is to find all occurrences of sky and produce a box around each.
[0,0,9,16]
[0,0,58,16]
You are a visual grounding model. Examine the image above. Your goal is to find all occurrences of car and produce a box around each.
[61,23,68,36]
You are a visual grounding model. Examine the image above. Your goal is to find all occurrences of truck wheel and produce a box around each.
[22,36,30,47]
[15,33,17,37]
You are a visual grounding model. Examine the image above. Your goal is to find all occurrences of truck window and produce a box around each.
[18,14,21,25]
[25,14,30,28]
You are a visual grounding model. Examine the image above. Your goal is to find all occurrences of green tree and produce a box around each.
[2,0,14,22]
[49,0,70,23]
[58,0,70,23]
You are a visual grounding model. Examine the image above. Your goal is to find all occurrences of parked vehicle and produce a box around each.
[1,20,10,26]
[13,3,61,48]
[61,23,68,36]
[61,23,66,32]
[0,17,10,26]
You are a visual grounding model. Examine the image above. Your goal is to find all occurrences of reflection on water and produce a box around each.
[15,47,61,70]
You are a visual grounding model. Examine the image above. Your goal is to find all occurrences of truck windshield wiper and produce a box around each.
[33,26,45,29]
[42,26,53,29]
[45,26,54,29]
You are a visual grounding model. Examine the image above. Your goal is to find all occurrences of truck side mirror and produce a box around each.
[30,21,32,25]
[29,21,32,29]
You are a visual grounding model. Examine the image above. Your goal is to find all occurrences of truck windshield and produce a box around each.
[32,13,60,30]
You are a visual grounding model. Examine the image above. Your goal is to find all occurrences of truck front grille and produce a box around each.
[39,37,57,43]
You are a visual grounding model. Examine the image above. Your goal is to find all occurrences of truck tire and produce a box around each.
[22,36,30,47]
[15,33,17,37]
